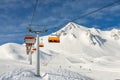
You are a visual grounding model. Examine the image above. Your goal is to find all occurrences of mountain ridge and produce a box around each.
[0,22,120,65]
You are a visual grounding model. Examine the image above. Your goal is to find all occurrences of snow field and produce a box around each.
[0,22,120,80]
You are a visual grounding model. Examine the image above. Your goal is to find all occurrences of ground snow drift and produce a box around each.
[0,43,26,60]
[0,68,93,80]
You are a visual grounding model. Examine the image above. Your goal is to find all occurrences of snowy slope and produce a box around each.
[0,43,26,60]
[1,22,120,63]
[41,22,120,64]
[0,22,120,80]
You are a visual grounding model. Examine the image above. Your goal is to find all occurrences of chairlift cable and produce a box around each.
[71,0,120,22]
[30,0,39,26]
[50,0,120,31]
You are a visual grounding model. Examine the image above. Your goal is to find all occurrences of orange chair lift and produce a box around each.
[39,38,44,47]
[24,35,36,65]
[48,33,60,43]
[32,48,37,51]
[24,35,36,55]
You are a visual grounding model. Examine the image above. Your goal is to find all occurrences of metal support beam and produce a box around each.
[28,27,47,77]
[36,32,40,76]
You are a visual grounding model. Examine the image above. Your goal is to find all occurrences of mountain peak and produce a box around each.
[63,22,79,30]
[56,22,88,36]
[64,22,88,30]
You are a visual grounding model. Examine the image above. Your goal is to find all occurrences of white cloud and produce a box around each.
[82,7,105,19]
[0,33,24,44]
[110,5,120,12]
[78,19,88,24]
[0,0,32,10]
[82,3,120,20]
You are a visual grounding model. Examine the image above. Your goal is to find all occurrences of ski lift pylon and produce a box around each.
[26,47,30,55]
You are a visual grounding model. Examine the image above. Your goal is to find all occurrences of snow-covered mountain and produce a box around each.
[1,22,120,63]
[1,22,120,80]
[40,22,120,64]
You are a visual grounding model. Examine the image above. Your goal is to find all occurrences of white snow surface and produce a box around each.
[0,22,120,80]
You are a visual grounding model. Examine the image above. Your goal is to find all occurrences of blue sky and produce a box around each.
[0,0,120,45]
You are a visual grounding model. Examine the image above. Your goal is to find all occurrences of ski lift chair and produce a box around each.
[48,35,60,43]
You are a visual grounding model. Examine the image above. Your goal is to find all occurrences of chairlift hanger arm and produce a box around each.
[29,24,47,27]
[28,28,48,33]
